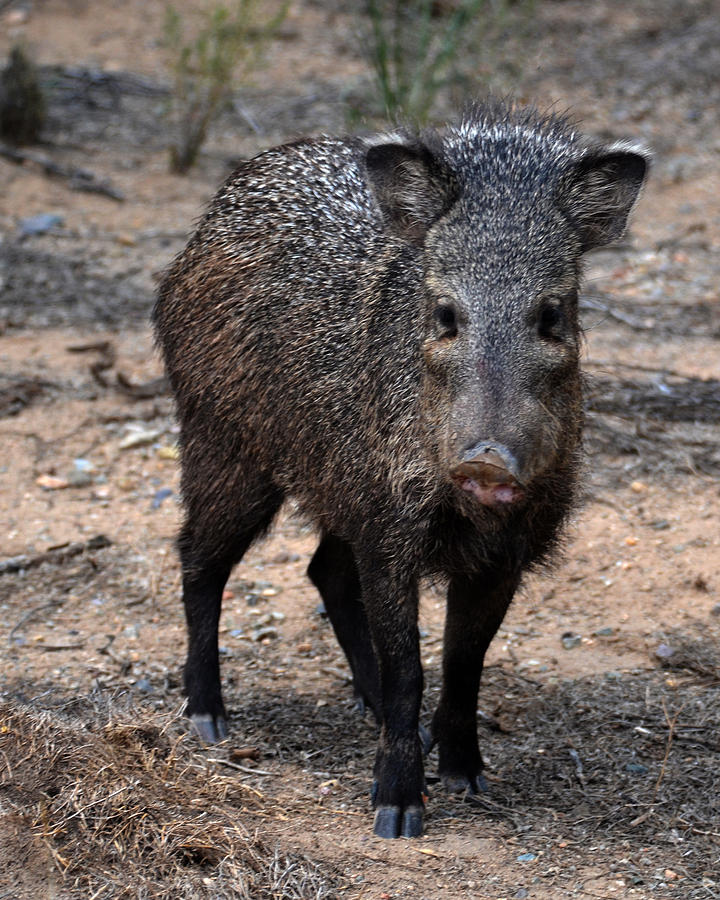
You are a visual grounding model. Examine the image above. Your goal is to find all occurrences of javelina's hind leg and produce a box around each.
[179,482,284,743]
[431,572,518,794]
[307,533,381,719]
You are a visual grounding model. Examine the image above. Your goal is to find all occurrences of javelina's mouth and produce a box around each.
[450,448,526,507]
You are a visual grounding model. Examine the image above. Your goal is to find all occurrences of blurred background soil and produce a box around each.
[0,1,719,898]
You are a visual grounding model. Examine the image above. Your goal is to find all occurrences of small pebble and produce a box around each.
[630,481,647,493]
[655,643,675,660]
[151,488,173,509]
[19,212,63,236]
[36,474,69,490]
[517,853,537,863]
[270,551,301,564]
[561,633,582,650]
[6,8,28,23]
[253,626,278,641]
[68,469,93,487]
[119,429,162,450]
[157,444,180,460]
[229,746,260,761]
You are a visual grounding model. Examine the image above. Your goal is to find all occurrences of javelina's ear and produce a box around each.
[566,146,649,251]
[366,142,458,244]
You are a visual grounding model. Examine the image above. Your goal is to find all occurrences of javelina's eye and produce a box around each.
[537,302,564,341]
[434,304,458,338]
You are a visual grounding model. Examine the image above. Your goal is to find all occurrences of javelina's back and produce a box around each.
[154,101,648,839]
[155,135,435,537]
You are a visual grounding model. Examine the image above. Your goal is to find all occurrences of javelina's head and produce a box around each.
[366,105,648,509]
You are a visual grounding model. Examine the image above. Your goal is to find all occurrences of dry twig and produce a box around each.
[0,143,124,200]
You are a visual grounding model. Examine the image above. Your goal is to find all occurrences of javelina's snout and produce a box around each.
[451,442,525,506]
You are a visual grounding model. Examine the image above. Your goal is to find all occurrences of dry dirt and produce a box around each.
[1,1,720,898]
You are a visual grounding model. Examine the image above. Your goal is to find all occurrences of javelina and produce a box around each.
[153,100,648,838]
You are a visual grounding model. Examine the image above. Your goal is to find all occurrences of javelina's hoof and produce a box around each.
[373,804,424,839]
[190,713,228,743]
[353,690,369,717]
[441,772,488,795]
[419,723,433,756]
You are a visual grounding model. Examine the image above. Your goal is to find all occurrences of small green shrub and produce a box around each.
[0,44,46,145]
[355,0,535,125]
[163,0,287,174]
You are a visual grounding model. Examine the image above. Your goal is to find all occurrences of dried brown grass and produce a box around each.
[0,696,339,899]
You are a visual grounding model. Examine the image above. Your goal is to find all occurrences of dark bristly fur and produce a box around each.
[153,99,649,839]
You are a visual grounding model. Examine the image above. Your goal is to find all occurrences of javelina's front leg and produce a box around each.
[432,571,518,793]
[358,559,425,838]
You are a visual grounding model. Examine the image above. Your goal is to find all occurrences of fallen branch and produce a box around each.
[585,359,703,380]
[655,222,708,251]
[206,757,274,777]
[67,342,168,398]
[48,64,169,99]
[67,341,117,387]
[0,142,124,201]
[580,295,653,331]
[0,534,111,577]
[32,643,87,652]
[629,697,681,828]
[116,371,169,399]
[0,376,56,418]
[8,602,61,644]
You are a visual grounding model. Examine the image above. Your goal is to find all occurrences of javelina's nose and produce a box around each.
[450,443,526,507]
[453,442,523,485]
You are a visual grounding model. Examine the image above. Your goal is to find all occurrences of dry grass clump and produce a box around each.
[457,663,720,893]
[0,695,338,899]
[653,626,720,681]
